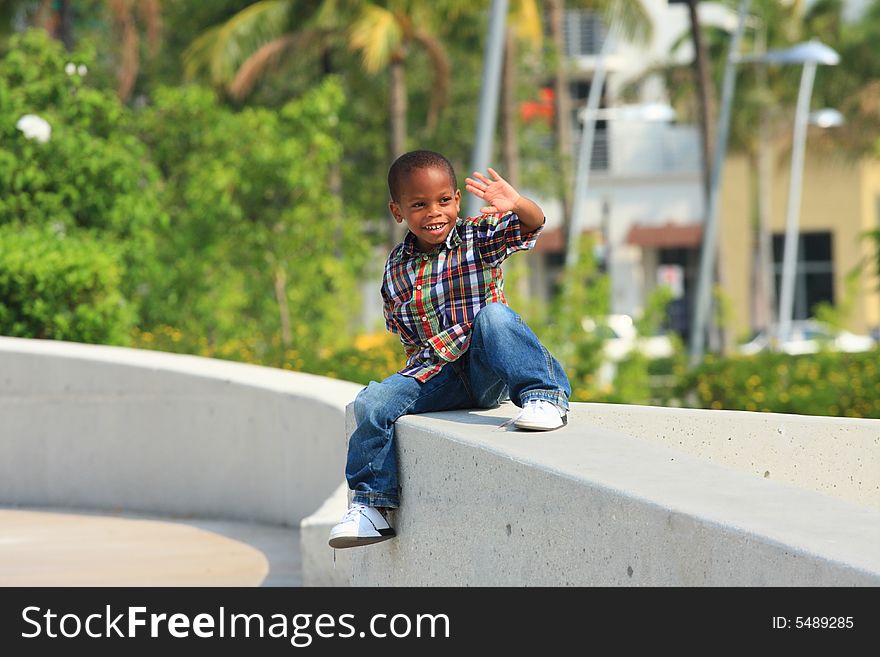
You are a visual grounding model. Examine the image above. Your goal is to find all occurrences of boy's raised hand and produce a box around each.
[465,167,520,215]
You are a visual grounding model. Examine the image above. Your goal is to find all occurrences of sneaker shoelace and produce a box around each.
[340,504,367,523]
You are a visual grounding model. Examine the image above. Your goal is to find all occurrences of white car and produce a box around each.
[582,314,675,362]
[737,320,876,356]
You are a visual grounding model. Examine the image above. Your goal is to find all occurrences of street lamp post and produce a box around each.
[755,41,840,344]
[689,29,841,365]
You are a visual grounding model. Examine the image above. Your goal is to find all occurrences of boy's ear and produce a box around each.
[389,201,403,224]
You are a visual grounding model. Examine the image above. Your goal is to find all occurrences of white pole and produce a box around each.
[565,15,616,271]
[688,0,751,367]
[776,61,817,344]
[467,0,509,218]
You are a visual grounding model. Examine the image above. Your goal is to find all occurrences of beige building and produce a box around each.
[719,154,880,341]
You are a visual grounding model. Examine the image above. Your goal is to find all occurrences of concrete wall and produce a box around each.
[308,402,879,586]
[0,336,360,526]
[3,336,877,585]
[576,402,880,511]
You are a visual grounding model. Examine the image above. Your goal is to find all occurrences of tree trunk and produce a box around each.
[754,32,775,334]
[274,266,292,357]
[755,123,775,330]
[58,0,73,50]
[501,28,520,189]
[501,26,531,301]
[686,0,727,353]
[389,53,407,247]
[687,0,715,198]
[548,0,573,253]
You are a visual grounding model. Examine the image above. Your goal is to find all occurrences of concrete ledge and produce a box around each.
[316,402,879,586]
[579,403,880,511]
[0,337,360,526]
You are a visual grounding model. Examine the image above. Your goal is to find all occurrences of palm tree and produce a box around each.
[183,0,459,246]
[501,0,544,188]
[17,0,162,101]
[680,1,715,207]
[662,0,880,340]
[107,0,163,101]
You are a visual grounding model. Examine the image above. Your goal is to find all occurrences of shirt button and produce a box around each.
[421,316,427,321]
[422,255,428,261]
[416,285,422,290]
[440,347,447,353]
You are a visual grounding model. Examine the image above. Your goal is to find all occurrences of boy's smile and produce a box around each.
[389,166,461,252]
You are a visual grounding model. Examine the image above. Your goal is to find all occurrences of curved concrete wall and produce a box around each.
[0,336,361,526]
[337,403,880,586]
[4,336,877,585]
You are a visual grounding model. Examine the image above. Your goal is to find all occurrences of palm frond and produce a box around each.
[183,0,294,87]
[605,0,652,45]
[313,0,360,28]
[229,29,330,100]
[572,0,652,45]
[511,0,543,47]
[182,24,222,81]
[349,4,402,74]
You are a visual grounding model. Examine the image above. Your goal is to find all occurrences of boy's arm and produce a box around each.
[465,167,545,233]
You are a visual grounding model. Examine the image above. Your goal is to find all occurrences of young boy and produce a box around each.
[329,150,570,549]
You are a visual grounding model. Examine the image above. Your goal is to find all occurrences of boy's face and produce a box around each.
[389,166,461,252]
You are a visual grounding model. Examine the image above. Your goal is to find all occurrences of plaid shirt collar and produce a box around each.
[396,221,463,260]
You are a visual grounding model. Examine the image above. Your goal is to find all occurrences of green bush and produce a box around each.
[678,349,880,418]
[0,224,132,344]
[0,29,166,323]
[134,77,364,363]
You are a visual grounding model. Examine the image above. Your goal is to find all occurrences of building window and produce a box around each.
[564,9,605,56]
[772,231,834,320]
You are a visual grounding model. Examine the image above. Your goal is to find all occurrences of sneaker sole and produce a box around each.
[514,421,562,431]
[328,531,396,549]
[514,414,567,431]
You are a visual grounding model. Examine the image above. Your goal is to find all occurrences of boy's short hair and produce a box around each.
[388,150,458,202]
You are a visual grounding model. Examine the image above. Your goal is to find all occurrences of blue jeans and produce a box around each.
[346,302,570,508]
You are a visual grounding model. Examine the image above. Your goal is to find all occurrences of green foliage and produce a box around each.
[535,234,610,399]
[0,31,161,238]
[814,268,859,330]
[678,349,880,418]
[0,30,363,360]
[635,284,674,337]
[0,224,132,344]
[0,29,165,334]
[134,75,364,363]
[869,228,880,291]
[611,285,683,405]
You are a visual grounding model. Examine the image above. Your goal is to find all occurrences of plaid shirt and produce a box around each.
[381,212,544,382]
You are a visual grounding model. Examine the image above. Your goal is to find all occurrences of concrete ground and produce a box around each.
[0,507,302,587]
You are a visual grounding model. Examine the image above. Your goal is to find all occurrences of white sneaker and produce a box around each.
[513,399,567,431]
[328,503,396,549]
